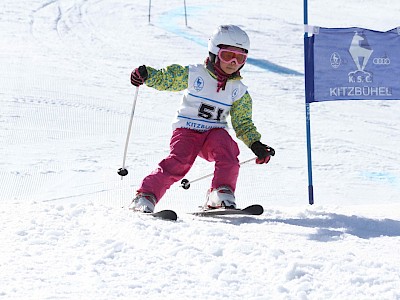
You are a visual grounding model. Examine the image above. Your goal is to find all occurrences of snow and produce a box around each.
[1,0,400,299]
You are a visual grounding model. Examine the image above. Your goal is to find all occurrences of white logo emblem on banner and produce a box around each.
[348,32,373,83]
[330,52,341,68]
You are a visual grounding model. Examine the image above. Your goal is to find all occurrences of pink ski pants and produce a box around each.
[137,128,240,202]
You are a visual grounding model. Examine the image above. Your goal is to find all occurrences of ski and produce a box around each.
[150,210,178,221]
[191,204,263,217]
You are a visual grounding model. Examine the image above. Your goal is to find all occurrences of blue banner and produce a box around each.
[306,27,400,103]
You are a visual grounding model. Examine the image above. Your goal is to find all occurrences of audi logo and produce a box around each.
[373,57,391,65]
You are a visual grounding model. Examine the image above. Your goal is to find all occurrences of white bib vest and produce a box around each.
[172,64,248,131]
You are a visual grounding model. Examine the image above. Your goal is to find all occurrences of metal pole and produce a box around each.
[118,86,140,179]
[183,0,188,27]
[148,0,151,24]
[180,157,257,189]
[304,0,314,204]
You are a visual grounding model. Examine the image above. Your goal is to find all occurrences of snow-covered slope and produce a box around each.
[1,0,399,299]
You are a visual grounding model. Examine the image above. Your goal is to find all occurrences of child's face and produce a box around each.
[218,46,247,74]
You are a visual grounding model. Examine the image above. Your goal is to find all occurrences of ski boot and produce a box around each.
[129,193,156,213]
[205,185,236,209]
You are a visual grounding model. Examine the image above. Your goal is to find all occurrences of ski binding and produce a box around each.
[191,204,263,217]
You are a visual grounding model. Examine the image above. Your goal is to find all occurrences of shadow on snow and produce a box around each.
[202,212,400,241]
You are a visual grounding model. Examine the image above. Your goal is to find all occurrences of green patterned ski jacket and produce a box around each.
[144,64,261,148]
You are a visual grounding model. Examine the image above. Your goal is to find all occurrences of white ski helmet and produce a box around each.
[208,25,250,55]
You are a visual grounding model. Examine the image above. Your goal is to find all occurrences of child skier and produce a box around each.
[129,25,275,213]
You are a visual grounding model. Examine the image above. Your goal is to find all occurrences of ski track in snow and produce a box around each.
[1,0,400,299]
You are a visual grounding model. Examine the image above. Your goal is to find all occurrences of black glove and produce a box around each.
[130,65,148,86]
[250,141,275,164]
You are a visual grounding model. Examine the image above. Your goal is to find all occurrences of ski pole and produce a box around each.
[180,157,257,189]
[117,86,140,178]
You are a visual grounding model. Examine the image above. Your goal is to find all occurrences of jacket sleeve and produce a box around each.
[145,65,189,92]
[230,91,261,148]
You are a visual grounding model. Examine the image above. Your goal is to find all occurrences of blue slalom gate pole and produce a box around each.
[304,0,314,205]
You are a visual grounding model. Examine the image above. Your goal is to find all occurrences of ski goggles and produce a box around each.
[218,49,248,65]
